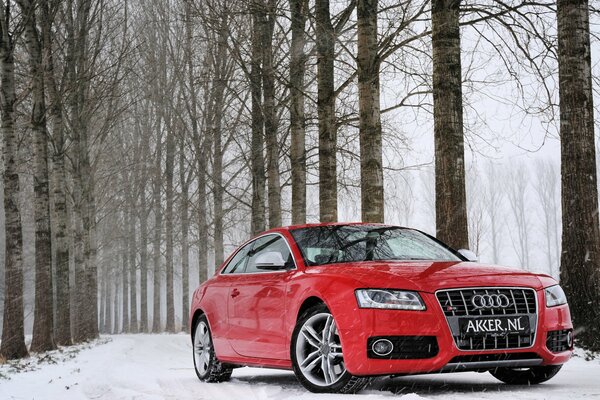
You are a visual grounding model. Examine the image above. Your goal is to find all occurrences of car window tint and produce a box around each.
[290,225,461,266]
[244,235,294,273]
[221,243,251,274]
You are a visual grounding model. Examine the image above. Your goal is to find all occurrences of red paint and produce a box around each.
[190,223,573,376]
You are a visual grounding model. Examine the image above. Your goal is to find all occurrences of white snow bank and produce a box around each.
[0,334,598,399]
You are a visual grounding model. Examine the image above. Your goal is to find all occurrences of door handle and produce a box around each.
[231,288,240,298]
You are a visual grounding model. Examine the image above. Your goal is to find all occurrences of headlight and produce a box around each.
[545,285,567,307]
[355,289,426,310]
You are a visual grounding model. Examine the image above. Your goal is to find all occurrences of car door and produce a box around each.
[207,242,252,357]
[227,234,295,360]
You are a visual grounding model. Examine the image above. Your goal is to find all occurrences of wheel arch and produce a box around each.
[190,308,206,340]
[296,296,327,321]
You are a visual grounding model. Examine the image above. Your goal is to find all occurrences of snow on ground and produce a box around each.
[0,334,599,400]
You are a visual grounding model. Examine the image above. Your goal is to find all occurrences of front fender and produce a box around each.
[286,270,366,351]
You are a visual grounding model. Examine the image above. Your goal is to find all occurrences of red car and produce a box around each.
[189,223,573,393]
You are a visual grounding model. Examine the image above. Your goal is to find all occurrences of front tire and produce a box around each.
[489,365,563,385]
[291,304,369,393]
[192,315,232,382]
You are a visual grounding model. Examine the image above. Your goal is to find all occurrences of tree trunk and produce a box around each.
[40,0,71,346]
[212,13,229,268]
[137,126,149,332]
[67,0,97,342]
[183,0,207,289]
[289,0,308,225]
[0,0,29,359]
[113,263,119,332]
[139,191,149,332]
[128,206,138,332]
[196,140,208,284]
[72,188,86,341]
[357,0,384,223]
[152,140,163,332]
[180,141,189,331]
[557,0,600,351]
[250,1,266,235]
[121,236,129,333]
[165,125,175,332]
[431,0,469,249]
[80,123,99,340]
[99,266,107,333]
[18,0,56,353]
[315,0,337,223]
[106,262,113,333]
[165,127,175,332]
[262,0,281,228]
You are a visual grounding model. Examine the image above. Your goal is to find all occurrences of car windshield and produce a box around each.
[290,225,461,266]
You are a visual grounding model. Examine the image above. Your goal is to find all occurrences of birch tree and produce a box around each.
[0,0,28,360]
[41,0,71,346]
[17,0,56,352]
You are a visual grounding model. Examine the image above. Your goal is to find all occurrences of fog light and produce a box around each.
[372,339,393,356]
[567,331,574,348]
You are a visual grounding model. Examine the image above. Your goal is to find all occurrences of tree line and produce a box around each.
[1,0,599,360]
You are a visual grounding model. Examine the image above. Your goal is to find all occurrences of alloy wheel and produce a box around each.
[295,312,346,387]
[194,321,211,377]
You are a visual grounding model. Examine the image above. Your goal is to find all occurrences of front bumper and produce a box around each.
[337,290,573,376]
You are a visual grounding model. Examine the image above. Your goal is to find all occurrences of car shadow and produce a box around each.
[371,374,557,396]
[232,372,300,387]
[233,371,554,396]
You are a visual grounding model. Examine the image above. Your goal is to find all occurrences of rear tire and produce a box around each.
[291,303,370,393]
[192,315,232,382]
[489,365,562,385]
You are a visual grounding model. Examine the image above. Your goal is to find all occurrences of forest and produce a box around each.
[1,0,600,361]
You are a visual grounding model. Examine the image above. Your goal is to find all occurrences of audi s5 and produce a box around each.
[189,223,573,393]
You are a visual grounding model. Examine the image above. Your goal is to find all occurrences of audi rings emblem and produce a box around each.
[471,294,511,309]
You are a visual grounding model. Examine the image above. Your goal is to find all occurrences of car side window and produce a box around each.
[221,243,252,274]
[244,234,295,273]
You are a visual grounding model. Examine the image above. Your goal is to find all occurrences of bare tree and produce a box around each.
[17,0,56,352]
[484,162,504,264]
[151,138,163,332]
[179,139,191,331]
[316,0,337,222]
[289,0,308,225]
[262,0,281,228]
[534,159,561,277]
[165,112,176,333]
[357,0,384,223]
[506,163,530,269]
[0,0,28,360]
[250,0,266,234]
[557,0,600,350]
[40,0,71,346]
[431,0,469,249]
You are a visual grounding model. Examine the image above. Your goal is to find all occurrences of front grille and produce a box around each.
[367,336,439,359]
[436,287,536,316]
[436,287,538,351]
[546,329,573,353]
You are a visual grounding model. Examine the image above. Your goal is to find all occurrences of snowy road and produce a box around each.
[1,334,599,400]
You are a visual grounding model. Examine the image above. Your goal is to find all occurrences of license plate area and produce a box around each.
[459,316,530,337]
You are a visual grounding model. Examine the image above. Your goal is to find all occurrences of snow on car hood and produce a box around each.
[307,260,547,292]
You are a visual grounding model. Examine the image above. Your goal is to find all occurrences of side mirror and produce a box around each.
[255,251,287,270]
[458,249,478,262]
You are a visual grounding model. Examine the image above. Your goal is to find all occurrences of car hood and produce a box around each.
[306,260,549,292]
